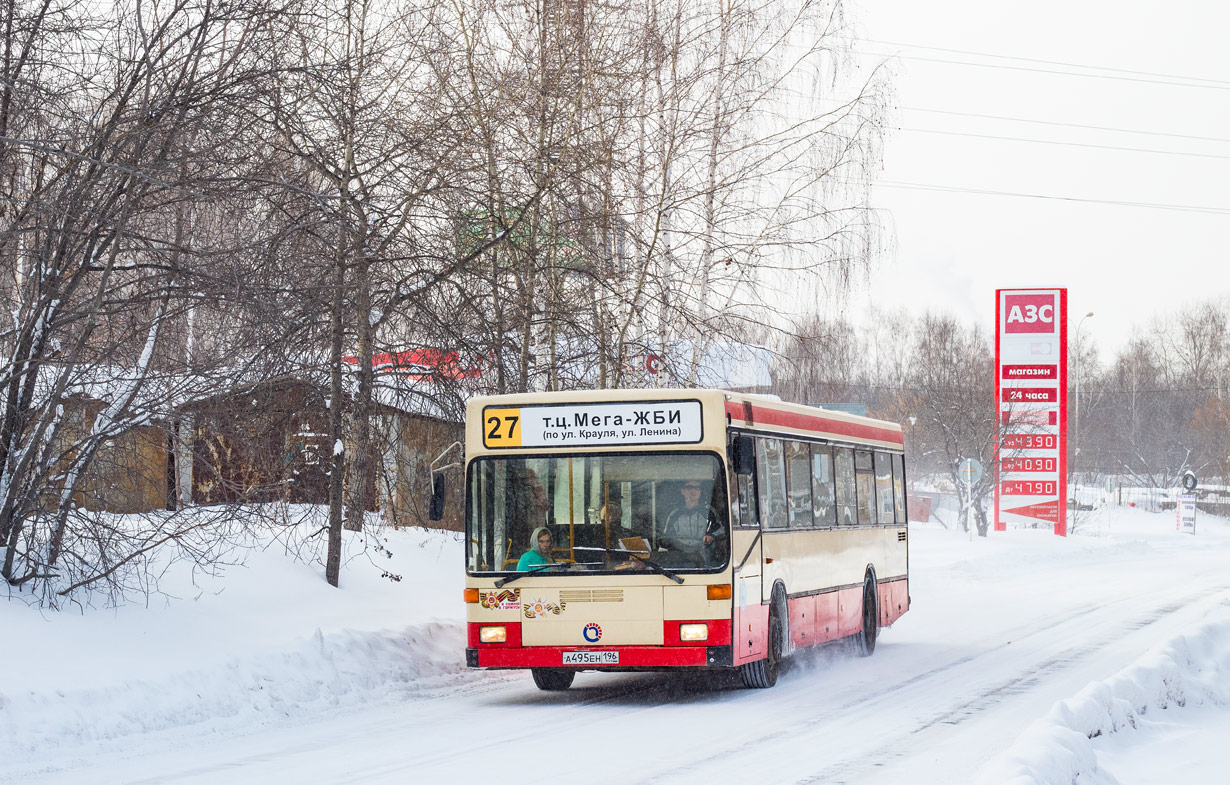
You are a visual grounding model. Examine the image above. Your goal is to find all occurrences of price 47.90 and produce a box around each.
[1000,480,1056,496]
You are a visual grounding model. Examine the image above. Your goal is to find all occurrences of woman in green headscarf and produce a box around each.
[516,526,554,570]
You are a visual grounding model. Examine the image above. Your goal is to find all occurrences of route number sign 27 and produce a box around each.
[484,409,522,447]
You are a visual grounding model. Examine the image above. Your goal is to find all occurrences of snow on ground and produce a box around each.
[906,507,1230,785]
[2,507,469,771]
[976,594,1230,785]
[3,505,1229,784]
[1094,705,1230,785]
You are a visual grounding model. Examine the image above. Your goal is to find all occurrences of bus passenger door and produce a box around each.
[730,451,766,666]
[732,528,765,666]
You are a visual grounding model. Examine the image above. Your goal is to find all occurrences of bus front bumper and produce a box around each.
[467,645,733,669]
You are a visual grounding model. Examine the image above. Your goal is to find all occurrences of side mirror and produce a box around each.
[428,474,446,521]
[731,434,755,476]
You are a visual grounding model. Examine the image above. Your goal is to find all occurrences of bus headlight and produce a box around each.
[479,625,507,643]
[679,623,709,642]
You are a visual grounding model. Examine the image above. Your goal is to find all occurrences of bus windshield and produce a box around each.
[466,452,729,575]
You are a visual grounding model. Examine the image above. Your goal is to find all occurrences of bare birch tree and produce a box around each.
[0,0,282,602]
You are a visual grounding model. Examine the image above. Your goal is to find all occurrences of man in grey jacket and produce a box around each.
[660,481,726,567]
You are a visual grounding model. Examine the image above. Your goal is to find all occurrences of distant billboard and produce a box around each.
[1177,494,1196,534]
[995,288,1068,536]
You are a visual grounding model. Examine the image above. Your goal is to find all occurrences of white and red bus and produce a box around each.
[454,388,910,689]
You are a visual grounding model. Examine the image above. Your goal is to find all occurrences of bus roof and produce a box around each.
[724,391,903,449]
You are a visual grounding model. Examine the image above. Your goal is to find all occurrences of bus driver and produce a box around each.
[659,481,726,567]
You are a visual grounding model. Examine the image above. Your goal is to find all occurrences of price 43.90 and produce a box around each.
[1002,433,1057,450]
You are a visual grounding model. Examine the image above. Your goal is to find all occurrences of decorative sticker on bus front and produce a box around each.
[523,598,566,618]
[482,400,703,449]
[479,589,520,610]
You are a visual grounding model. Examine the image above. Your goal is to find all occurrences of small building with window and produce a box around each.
[179,374,466,528]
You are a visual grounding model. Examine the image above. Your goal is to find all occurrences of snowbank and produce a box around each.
[0,511,469,765]
[4,622,466,760]
[975,596,1230,785]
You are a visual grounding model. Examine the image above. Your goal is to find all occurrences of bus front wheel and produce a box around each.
[739,607,783,688]
[531,668,575,691]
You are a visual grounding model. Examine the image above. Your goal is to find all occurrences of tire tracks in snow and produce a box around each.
[647,575,1229,785]
[403,578,1195,780]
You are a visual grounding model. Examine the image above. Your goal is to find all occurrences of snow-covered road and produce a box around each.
[6,509,1229,785]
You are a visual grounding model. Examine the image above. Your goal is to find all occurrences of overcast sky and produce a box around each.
[843,0,1230,360]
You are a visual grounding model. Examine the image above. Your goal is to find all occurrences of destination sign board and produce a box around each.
[481,400,704,449]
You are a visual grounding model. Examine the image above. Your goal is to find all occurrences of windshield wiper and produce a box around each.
[494,561,602,587]
[571,546,685,584]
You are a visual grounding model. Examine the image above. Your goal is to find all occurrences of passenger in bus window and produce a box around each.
[510,466,550,535]
[599,502,639,569]
[660,481,727,566]
[602,503,647,571]
[517,526,555,571]
[524,469,548,521]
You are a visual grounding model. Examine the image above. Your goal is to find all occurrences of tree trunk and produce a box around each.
[326,230,347,588]
[176,415,194,509]
[345,251,373,531]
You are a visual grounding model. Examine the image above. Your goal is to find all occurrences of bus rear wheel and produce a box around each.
[739,607,782,688]
[531,668,575,691]
[853,578,878,657]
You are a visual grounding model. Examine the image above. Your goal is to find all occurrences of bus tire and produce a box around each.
[531,668,575,691]
[739,602,784,688]
[854,576,878,657]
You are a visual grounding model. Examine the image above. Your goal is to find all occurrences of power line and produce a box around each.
[864,39,1230,87]
[875,180,1230,216]
[897,106,1230,145]
[854,44,1230,91]
[892,53,1230,91]
[776,380,1230,396]
[901,126,1230,161]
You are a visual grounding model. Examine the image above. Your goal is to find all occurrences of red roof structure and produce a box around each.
[341,348,483,379]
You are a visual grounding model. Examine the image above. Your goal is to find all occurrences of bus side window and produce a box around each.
[892,453,907,523]
[785,440,812,529]
[854,450,875,525]
[731,444,759,529]
[834,447,856,526]
[757,437,788,529]
[736,473,758,528]
[811,445,836,527]
[874,452,895,524]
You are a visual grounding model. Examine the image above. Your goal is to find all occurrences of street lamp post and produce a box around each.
[1074,312,1094,499]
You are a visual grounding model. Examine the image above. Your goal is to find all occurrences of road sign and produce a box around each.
[959,458,983,485]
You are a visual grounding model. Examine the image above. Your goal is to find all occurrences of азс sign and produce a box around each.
[995,288,1068,535]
